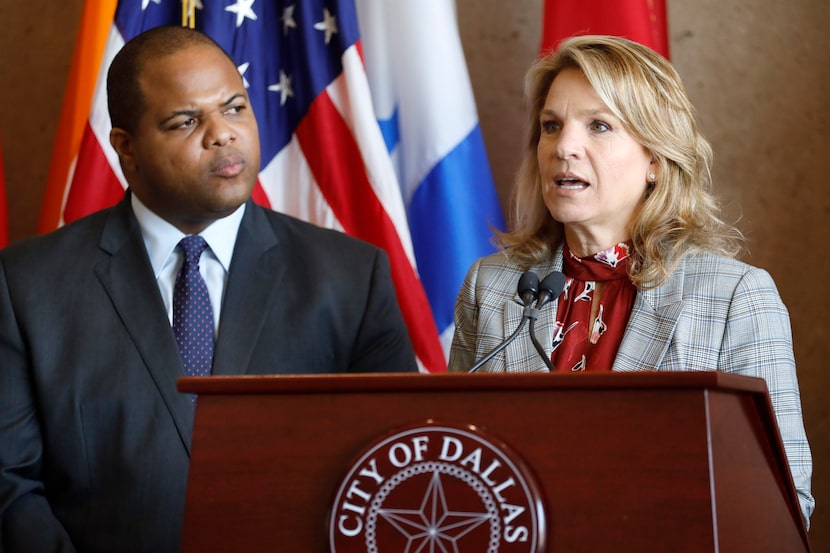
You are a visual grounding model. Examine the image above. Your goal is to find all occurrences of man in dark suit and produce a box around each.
[0,26,417,553]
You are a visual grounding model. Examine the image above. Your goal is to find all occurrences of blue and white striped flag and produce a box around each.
[355,0,505,353]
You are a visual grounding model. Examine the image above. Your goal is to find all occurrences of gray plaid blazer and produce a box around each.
[448,245,814,527]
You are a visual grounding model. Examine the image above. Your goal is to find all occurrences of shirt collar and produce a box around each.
[131,193,245,277]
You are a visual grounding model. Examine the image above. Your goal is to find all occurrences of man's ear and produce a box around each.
[109,128,137,173]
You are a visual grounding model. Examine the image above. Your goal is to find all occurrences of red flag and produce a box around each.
[0,134,7,248]
[540,0,669,59]
[41,1,445,372]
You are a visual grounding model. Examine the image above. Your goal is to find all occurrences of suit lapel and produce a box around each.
[613,259,687,372]
[94,197,195,452]
[212,204,285,376]
[502,299,528,371]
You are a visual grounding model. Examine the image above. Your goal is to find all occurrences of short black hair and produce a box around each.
[106,26,237,134]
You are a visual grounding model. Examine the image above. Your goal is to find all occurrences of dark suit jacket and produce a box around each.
[0,195,417,553]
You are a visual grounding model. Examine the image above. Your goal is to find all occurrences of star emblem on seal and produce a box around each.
[379,471,491,549]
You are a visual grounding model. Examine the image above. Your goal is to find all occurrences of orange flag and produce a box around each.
[38,0,117,233]
[540,0,669,59]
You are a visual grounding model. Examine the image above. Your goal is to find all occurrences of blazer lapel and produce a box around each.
[94,197,196,452]
[502,299,530,372]
[613,259,687,372]
[211,203,285,376]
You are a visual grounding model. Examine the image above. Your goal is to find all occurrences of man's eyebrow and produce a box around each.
[222,92,247,106]
[159,93,248,126]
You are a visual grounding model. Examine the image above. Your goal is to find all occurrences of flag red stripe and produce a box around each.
[250,181,271,209]
[296,91,446,372]
[64,125,125,224]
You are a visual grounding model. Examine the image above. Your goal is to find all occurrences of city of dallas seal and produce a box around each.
[328,421,546,552]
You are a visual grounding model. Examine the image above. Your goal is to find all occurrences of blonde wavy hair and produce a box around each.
[500,35,743,288]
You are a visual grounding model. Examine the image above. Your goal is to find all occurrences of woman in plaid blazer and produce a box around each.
[448,35,813,528]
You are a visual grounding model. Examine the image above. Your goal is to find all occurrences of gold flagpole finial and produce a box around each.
[181,0,195,28]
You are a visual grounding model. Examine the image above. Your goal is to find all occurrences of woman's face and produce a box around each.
[537,67,655,254]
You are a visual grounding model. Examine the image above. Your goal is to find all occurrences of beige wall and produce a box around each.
[1,0,828,548]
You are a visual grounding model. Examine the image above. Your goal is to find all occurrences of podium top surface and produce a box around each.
[178,370,768,396]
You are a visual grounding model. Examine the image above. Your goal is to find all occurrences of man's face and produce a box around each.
[111,43,260,234]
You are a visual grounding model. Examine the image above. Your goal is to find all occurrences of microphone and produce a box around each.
[468,271,540,373]
[527,271,567,372]
[517,271,539,308]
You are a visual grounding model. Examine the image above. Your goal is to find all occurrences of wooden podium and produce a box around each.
[178,371,810,552]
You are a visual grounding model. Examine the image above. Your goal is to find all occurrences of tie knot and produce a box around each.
[179,235,209,264]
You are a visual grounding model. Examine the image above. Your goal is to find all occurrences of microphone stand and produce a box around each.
[528,271,567,372]
[466,271,566,374]
[468,271,539,374]
[468,304,535,374]
[527,309,555,372]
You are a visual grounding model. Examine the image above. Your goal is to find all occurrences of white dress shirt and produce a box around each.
[130,194,245,336]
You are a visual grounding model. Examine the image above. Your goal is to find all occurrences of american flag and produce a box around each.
[41,0,446,372]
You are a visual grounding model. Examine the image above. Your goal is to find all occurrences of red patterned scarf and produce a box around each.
[550,243,636,372]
